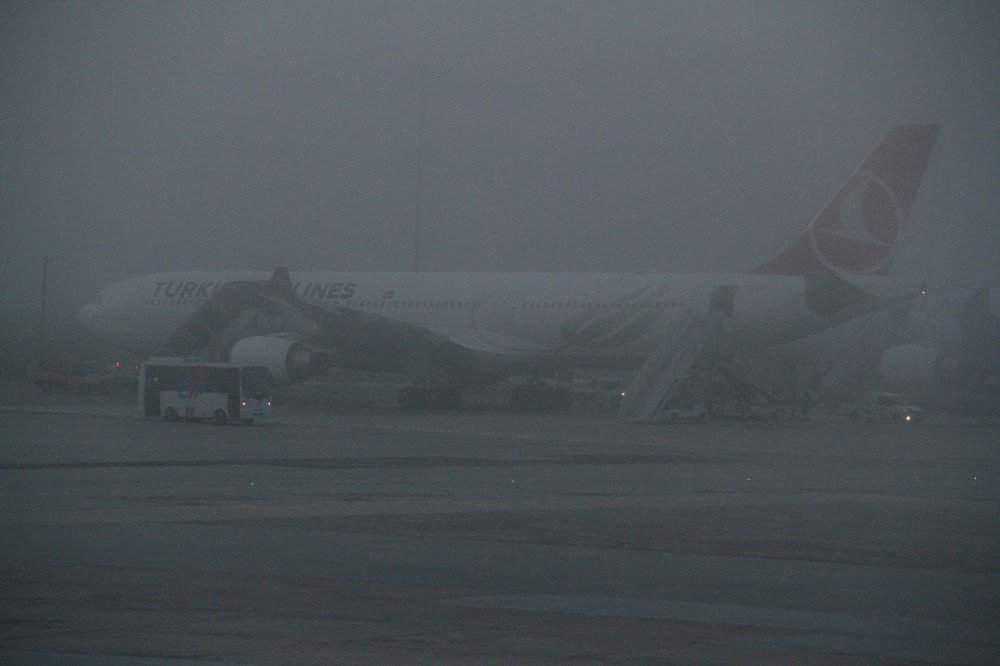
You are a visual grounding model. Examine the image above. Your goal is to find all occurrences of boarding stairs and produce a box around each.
[154,280,269,358]
[618,312,717,423]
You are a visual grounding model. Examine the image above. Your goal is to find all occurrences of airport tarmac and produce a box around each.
[1,385,998,664]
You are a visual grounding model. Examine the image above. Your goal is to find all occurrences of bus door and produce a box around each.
[204,366,240,420]
[143,365,180,417]
[144,372,160,417]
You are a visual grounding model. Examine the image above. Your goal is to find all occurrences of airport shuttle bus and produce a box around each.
[139,358,272,425]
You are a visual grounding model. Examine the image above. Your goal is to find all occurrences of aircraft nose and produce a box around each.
[76,303,99,333]
[76,301,113,339]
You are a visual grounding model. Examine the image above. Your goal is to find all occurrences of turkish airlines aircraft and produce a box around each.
[752,279,999,396]
[744,124,996,399]
[77,124,939,421]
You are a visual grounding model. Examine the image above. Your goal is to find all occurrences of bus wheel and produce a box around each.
[163,408,179,422]
[214,410,229,426]
[241,419,254,426]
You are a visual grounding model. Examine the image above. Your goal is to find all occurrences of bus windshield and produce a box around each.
[241,366,273,400]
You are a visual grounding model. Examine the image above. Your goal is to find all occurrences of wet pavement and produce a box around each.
[1,384,998,663]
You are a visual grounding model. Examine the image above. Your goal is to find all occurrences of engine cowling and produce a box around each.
[878,344,957,389]
[228,336,331,385]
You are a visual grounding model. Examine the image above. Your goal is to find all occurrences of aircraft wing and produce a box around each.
[257,287,455,354]
[420,325,547,355]
[252,270,550,359]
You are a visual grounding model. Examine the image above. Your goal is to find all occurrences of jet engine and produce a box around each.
[228,336,331,385]
[878,344,958,389]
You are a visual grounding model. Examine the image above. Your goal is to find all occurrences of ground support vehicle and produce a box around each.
[32,363,113,394]
[688,363,808,421]
[662,400,708,424]
[572,377,626,410]
[846,391,923,424]
[139,359,272,425]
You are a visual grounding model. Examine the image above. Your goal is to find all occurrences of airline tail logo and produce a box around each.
[754,124,940,276]
[807,170,902,274]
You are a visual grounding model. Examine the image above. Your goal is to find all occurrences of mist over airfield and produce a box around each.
[1,1,997,356]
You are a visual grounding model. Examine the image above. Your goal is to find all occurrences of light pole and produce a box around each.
[39,255,53,366]
[412,70,426,272]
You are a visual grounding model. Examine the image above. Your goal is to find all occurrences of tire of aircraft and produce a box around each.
[214,409,229,426]
[511,385,573,411]
[242,419,254,426]
[163,408,179,422]
[398,385,461,410]
[435,386,462,409]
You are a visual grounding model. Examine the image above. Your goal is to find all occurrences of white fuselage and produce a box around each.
[77,270,895,368]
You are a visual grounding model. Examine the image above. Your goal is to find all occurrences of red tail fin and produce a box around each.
[752,124,940,276]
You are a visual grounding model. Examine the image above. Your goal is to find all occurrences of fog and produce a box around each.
[1,1,997,357]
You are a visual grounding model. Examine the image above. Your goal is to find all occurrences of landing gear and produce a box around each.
[510,382,573,411]
[398,383,462,410]
[397,376,573,412]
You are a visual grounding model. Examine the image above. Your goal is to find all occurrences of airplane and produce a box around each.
[76,124,940,422]
[749,279,999,399]
[876,282,999,392]
[737,121,997,404]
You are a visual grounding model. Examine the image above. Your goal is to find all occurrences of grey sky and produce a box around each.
[1,1,997,347]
